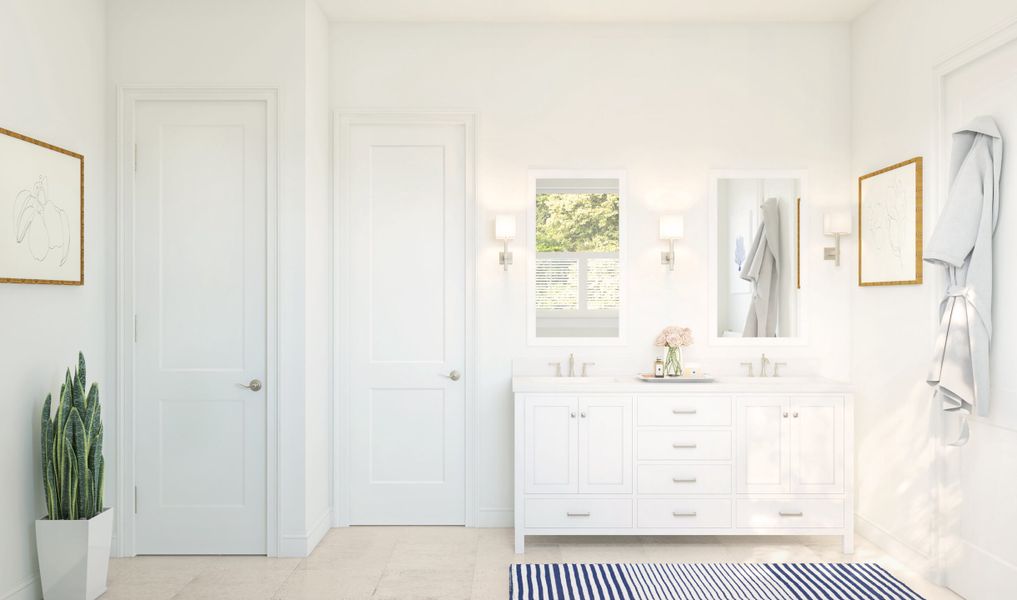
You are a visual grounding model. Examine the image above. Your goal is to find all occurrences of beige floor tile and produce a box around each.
[99,527,960,599]
[372,568,473,600]
[273,568,383,600]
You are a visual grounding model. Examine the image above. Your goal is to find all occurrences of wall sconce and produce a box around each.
[823,212,852,266]
[659,215,684,271]
[495,214,516,271]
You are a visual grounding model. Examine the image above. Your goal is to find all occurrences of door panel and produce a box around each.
[524,396,578,494]
[790,397,844,494]
[134,100,267,554]
[941,40,1017,598]
[579,396,632,493]
[736,396,790,494]
[348,121,468,524]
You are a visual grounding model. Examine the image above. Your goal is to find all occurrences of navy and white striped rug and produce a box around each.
[509,563,924,599]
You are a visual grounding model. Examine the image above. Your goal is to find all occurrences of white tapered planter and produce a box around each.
[35,508,113,600]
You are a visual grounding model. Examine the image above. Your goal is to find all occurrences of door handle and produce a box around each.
[239,379,262,392]
[441,370,462,381]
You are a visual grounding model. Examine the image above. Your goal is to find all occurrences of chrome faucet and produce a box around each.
[759,353,771,378]
[568,353,576,377]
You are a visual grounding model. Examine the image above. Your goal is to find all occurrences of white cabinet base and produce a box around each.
[514,388,854,555]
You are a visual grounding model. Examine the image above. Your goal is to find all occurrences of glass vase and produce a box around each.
[665,346,683,377]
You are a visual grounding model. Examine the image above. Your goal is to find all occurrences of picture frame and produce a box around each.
[858,156,922,287]
[0,127,84,285]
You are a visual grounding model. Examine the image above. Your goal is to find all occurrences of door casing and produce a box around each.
[333,111,479,527]
[115,86,280,557]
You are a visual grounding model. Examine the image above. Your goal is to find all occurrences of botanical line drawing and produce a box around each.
[13,175,71,266]
[863,172,909,269]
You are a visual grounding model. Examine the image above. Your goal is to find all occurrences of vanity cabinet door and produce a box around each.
[735,396,790,494]
[524,396,579,494]
[790,397,844,494]
[578,396,632,494]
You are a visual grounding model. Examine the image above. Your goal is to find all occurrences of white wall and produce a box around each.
[850,0,1017,593]
[330,22,853,524]
[303,0,334,549]
[106,0,332,556]
[0,1,107,598]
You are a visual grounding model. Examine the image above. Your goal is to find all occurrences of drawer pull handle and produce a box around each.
[672,409,698,415]
[566,512,591,517]
[672,477,698,483]
[672,443,698,449]
[779,511,804,517]
[672,511,698,517]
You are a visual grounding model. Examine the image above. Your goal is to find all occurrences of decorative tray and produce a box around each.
[637,374,715,383]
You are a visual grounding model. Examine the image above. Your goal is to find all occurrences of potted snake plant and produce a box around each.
[36,353,111,600]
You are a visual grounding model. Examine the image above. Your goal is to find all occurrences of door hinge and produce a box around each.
[134,486,138,514]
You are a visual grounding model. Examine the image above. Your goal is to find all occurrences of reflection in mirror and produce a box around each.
[715,177,800,339]
[530,173,623,342]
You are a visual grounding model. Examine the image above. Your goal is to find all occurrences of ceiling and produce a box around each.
[317,0,878,23]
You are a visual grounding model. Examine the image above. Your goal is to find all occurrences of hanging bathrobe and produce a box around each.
[926,116,1003,445]
[740,197,782,337]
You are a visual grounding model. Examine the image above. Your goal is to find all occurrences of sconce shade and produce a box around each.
[823,212,852,236]
[659,215,685,240]
[495,214,516,240]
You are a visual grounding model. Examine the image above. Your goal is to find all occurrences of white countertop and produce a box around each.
[512,375,852,394]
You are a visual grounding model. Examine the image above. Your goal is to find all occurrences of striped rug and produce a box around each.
[509,563,924,599]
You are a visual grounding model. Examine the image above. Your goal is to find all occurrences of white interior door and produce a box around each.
[736,396,790,494]
[347,119,468,524]
[133,100,267,554]
[940,33,1017,599]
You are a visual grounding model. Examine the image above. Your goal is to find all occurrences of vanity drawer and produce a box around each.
[637,396,732,427]
[637,499,732,528]
[735,499,844,529]
[637,464,732,495]
[637,430,732,461]
[525,498,632,529]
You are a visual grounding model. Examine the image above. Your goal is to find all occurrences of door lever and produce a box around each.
[239,379,262,392]
[441,370,462,381]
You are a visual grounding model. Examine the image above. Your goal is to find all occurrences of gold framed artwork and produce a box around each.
[0,127,84,285]
[858,156,923,287]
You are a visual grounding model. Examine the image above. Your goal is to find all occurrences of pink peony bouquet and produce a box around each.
[655,325,693,349]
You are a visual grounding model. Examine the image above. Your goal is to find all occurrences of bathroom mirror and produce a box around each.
[709,170,805,345]
[527,170,625,345]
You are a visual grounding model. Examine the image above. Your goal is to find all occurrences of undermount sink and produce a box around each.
[520,376,629,384]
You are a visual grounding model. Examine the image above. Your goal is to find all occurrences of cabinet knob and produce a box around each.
[793,411,799,418]
[783,411,789,418]
[580,411,587,418]
[570,412,576,418]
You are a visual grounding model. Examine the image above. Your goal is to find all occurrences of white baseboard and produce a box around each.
[2,575,39,600]
[278,509,333,557]
[477,507,512,528]
[855,513,940,582]
[946,540,1017,599]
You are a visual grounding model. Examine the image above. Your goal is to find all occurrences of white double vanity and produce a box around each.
[512,377,853,554]
[513,169,852,553]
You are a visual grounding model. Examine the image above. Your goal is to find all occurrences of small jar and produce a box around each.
[653,357,665,378]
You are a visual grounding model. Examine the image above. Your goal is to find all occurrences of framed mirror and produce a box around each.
[709,170,806,346]
[527,170,626,345]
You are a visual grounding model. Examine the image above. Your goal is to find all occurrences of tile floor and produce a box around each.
[104,528,960,599]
